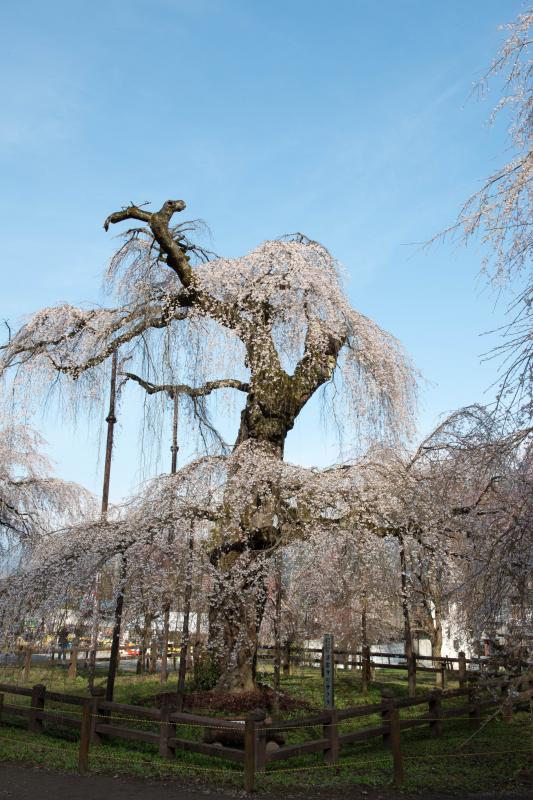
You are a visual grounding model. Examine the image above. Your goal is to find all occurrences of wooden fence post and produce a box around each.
[255,711,267,773]
[362,645,371,695]
[458,651,467,688]
[89,695,102,744]
[68,644,78,681]
[29,684,45,733]
[440,661,448,691]
[324,708,340,763]
[407,652,416,697]
[381,688,394,745]
[244,712,260,793]
[390,708,404,787]
[428,690,442,737]
[323,634,334,709]
[78,701,91,774]
[158,696,176,758]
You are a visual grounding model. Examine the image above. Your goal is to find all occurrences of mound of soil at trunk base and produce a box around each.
[140,684,312,713]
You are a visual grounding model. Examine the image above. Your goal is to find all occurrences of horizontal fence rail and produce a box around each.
[0,672,531,792]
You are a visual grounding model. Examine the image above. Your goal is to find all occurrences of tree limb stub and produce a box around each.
[104,200,192,286]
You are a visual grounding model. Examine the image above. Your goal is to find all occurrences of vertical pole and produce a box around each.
[254,710,267,773]
[29,684,45,733]
[161,392,179,684]
[389,708,404,787]
[398,533,416,697]
[158,696,176,758]
[89,350,118,691]
[78,701,91,774]
[458,651,467,688]
[170,389,179,473]
[381,688,394,745]
[101,350,118,514]
[323,634,334,709]
[407,651,417,697]
[89,691,104,744]
[244,713,258,793]
[105,556,127,701]
[362,645,371,695]
[361,591,374,691]
[440,661,447,691]
[177,528,194,710]
[324,708,339,763]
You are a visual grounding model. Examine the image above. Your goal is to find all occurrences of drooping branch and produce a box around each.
[0,302,190,380]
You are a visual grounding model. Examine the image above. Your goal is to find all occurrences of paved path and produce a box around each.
[0,764,530,800]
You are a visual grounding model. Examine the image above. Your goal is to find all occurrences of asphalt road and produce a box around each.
[0,764,531,800]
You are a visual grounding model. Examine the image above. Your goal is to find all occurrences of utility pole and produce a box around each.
[160,391,179,683]
[176,529,194,709]
[88,351,118,692]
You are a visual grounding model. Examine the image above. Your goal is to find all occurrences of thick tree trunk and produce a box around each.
[208,552,267,692]
[205,340,339,692]
[273,554,282,710]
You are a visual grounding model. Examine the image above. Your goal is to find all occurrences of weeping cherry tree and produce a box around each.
[0,199,416,690]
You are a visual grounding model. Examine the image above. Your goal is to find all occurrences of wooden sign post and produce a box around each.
[323,633,334,709]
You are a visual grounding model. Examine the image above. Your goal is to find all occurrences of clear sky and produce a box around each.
[0,1,525,502]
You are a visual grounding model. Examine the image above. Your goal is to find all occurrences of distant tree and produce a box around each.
[0,419,91,572]
[434,9,532,419]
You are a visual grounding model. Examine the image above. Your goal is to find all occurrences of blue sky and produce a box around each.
[0,1,525,501]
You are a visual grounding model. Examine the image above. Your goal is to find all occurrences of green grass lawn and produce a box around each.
[0,661,531,792]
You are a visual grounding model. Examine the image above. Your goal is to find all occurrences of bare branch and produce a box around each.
[124,372,249,398]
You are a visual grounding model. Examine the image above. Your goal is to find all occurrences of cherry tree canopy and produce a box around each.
[0,198,417,690]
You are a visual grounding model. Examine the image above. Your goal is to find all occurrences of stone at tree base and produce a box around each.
[202,710,285,749]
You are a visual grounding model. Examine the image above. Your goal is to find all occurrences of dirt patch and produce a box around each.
[141,683,312,714]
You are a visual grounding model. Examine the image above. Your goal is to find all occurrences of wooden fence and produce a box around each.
[0,674,531,792]
[255,643,526,694]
